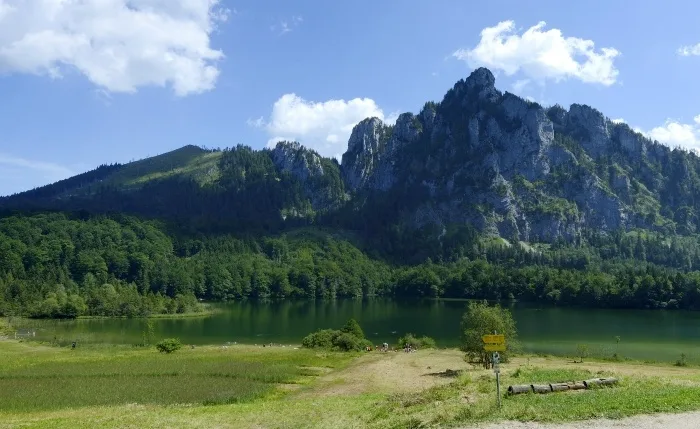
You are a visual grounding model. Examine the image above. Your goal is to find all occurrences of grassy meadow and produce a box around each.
[3,327,700,428]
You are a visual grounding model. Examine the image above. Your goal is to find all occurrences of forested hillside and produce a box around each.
[3,212,700,317]
[5,67,700,317]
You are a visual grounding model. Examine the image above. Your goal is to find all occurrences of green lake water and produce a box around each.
[18,299,700,364]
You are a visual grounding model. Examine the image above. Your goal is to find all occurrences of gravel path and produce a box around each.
[472,411,700,429]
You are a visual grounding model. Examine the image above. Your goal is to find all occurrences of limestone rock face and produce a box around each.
[338,67,667,241]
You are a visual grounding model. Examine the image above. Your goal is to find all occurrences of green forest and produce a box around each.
[3,211,700,318]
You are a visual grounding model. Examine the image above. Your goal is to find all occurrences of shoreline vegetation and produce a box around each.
[2,336,700,428]
[75,302,220,320]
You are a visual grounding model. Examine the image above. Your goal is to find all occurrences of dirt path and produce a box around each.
[297,348,467,397]
[472,411,700,428]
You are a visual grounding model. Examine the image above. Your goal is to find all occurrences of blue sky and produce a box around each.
[1,0,699,196]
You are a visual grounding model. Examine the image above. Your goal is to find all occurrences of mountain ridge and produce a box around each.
[3,67,700,246]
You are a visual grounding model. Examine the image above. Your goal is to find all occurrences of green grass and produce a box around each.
[0,341,352,413]
[103,146,223,188]
[57,145,224,199]
[369,366,700,427]
[3,342,700,428]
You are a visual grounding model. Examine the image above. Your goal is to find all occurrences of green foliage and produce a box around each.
[460,301,518,367]
[397,333,437,349]
[331,332,371,352]
[675,353,688,367]
[576,344,590,362]
[302,318,370,352]
[156,338,182,354]
[340,318,365,339]
[301,329,338,349]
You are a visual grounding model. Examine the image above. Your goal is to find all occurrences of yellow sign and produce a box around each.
[484,343,506,352]
[482,334,505,344]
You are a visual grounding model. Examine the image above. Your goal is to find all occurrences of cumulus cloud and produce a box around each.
[638,115,700,152]
[678,43,700,56]
[453,21,620,86]
[0,0,229,96]
[611,118,625,124]
[252,93,397,159]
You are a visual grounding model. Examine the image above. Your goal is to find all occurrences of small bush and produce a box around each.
[332,332,371,352]
[301,318,370,352]
[301,329,338,349]
[340,318,365,339]
[675,353,688,367]
[397,333,437,350]
[156,338,182,354]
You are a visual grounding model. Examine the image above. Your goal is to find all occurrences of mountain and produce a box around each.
[8,67,700,317]
[340,68,694,244]
[3,67,700,247]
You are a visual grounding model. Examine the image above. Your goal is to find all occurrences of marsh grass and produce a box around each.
[0,342,351,413]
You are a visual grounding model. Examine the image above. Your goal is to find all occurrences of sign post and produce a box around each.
[482,332,506,409]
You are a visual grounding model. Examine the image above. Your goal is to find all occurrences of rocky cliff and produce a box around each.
[337,67,686,242]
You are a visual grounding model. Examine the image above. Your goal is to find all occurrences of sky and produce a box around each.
[1,0,700,196]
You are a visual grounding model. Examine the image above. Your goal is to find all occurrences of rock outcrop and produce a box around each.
[338,67,667,241]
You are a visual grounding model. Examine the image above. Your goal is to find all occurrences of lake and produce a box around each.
[17,299,700,364]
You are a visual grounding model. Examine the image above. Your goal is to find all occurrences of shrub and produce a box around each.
[301,318,370,352]
[156,338,182,354]
[397,333,437,349]
[340,318,365,339]
[675,353,688,367]
[332,332,371,352]
[301,329,338,349]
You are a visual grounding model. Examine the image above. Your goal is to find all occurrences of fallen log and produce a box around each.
[531,384,552,394]
[568,381,586,390]
[584,377,618,388]
[550,382,570,392]
[507,384,532,395]
[600,377,618,386]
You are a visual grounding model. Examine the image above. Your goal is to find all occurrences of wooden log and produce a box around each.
[599,377,618,386]
[507,384,532,395]
[568,381,586,390]
[550,382,570,392]
[531,384,552,394]
[584,378,605,388]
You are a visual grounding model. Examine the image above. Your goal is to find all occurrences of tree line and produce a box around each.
[3,212,700,318]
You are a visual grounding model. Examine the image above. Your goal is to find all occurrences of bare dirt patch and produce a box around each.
[297,349,468,397]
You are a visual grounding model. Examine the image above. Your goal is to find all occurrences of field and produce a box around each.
[3,337,700,428]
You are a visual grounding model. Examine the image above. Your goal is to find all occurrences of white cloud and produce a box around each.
[246,116,265,128]
[272,15,303,36]
[678,43,700,56]
[638,116,700,152]
[453,20,620,86]
[0,0,229,96]
[0,153,74,195]
[611,118,625,124]
[511,79,530,93]
[252,93,397,158]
